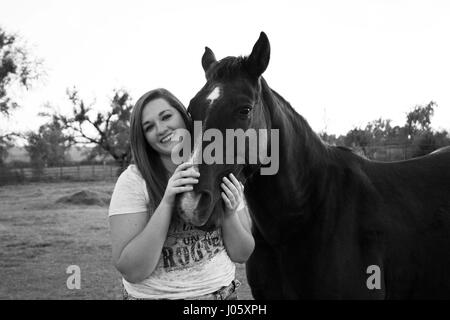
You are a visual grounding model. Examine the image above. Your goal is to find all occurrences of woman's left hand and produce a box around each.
[221,173,245,217]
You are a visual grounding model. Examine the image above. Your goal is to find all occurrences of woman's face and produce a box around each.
[141,98,187,156]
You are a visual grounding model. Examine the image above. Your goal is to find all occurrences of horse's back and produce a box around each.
[362,145,450,185]
[431,145,450,155]
[362,148,450,228]
[360,148,450,298]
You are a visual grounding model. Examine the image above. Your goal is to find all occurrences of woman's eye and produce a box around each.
[145,125,154,132]
[162,114,172,121]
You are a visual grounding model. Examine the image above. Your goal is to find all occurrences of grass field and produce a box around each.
[0,181,253,300]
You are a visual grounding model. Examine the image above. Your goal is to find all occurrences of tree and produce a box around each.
[53,88,133,171]
[403,101,449,157]
[411,130,450,157]
[1,27,42,166]
[344,128,372,152]
[24,116,74,176]
[319,132,345,146]
[343,127,377,158]
[0,133,14,167]
[365,118,394,144]
[405,101,436,137]
[0,27,41,116]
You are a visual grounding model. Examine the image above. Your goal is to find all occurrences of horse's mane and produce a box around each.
[207,56,248,80]
[259,77,332,164]
[256,76,370,215]
[260,78,363,164]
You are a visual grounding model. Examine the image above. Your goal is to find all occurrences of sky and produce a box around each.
[1,0,449,141]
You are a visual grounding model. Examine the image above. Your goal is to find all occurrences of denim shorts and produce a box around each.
[123,279,241,300]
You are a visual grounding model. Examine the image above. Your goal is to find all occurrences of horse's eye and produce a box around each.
[239,106,252,116]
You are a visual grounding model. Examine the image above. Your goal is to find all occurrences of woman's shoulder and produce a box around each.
[113,164,147,192]
[109,164,149,216]
[118,164,144,182]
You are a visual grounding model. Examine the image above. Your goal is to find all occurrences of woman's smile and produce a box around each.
[159,132,174,144]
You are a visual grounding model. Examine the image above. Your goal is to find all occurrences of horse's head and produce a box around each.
[175,32,273,231]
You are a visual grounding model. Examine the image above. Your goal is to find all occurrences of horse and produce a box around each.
[175,32,450,299]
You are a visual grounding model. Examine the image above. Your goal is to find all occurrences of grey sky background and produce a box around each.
[1,0,449,140]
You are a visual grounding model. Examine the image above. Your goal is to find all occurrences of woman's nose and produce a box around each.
[156,122,169,136]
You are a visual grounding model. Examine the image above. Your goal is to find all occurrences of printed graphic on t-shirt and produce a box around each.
[159,219,224,272]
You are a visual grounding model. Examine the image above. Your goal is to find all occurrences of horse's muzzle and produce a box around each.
[176,189,214,227]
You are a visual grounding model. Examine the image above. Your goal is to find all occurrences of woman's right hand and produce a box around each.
[161,162,200,207]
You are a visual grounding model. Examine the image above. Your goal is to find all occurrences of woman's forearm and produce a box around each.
[115,202,173,283]
[221,208,255,263]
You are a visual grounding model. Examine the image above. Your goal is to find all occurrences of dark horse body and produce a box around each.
[177,32,450,299]
[244,86,450,299]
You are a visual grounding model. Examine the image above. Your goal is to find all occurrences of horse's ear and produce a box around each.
[202,47,217,73]
[246,32,270,79]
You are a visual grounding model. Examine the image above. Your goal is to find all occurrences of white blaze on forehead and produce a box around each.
[206,86,221,105]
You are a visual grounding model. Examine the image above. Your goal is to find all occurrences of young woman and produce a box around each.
[108,88,254,300]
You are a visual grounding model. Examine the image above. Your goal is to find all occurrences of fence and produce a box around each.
[1,144,448,185]
[351,144,446,161]
[0,164,121,185]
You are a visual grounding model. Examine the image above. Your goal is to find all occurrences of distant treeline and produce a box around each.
[319,101,450,159]
[1,96,449,186]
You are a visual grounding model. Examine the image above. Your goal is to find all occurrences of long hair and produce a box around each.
[130,88,192,211]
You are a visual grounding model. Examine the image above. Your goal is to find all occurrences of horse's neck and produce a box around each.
[259,79,328,205]
[245,80,332,244]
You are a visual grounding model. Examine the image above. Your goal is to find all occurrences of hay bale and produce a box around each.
[56,190,111,206]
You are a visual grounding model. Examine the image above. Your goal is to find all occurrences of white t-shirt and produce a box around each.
[108,165,235,299]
